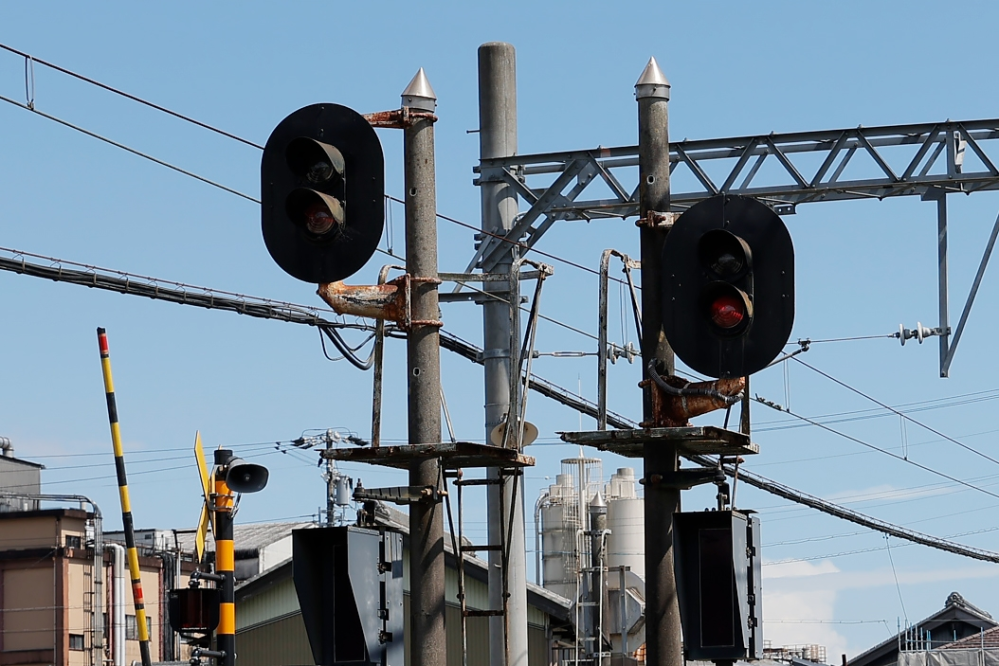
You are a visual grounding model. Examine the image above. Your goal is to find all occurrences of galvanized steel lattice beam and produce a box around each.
[474,118,999,376]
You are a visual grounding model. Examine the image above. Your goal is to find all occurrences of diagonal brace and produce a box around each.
[941,207,999,376]
[480,158,588,271]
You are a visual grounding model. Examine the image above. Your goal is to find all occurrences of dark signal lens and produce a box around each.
[304,203,336,235]
[304,160,335,184]
[709,294,746,329]
[287,189,345,238]
[698,229,751,277]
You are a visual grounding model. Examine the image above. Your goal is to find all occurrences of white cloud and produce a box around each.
[763,560,848,659]
[765,564,999,593]
[759,559,999,660]
[762,586,847,662]
[764,559,840,579]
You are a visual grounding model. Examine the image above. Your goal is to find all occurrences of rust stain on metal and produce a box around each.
[317,275,442,330]
[363,108,439,129]
[641,375,745,427]
[634,210,676,230]
[318,278,407,322]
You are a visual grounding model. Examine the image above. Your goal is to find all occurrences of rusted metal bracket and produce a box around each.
[634,210,676,230]
[642,467,722,490]
[363,107,438,129]
[317,274,443,331]
[353,483,444,505]
[640,370,745,428]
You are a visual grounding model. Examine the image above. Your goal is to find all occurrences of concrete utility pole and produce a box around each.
[403,69,447,666]
[478,41,530,666]
[635,58,683,666]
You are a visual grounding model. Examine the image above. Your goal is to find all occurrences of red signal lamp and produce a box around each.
[709,294,746,329]
[700,282,753,334]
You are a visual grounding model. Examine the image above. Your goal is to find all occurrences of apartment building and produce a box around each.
[0,446,188,666]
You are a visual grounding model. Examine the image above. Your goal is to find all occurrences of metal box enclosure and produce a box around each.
[293,526,404,666]
[673,510,761,661]
[167,587,221,633]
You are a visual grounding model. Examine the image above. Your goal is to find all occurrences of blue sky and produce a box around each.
[3,1,999,659]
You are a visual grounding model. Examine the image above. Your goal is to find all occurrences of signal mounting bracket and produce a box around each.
[559,425,758,459]
[317,275,443,331]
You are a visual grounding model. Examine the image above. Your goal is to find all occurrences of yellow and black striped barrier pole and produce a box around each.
[213,450,237,666]
[97,328,153,666]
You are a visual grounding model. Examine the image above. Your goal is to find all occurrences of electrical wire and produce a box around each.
[374,246,606,346]
[6,56,999,564]
[754,388,999,433]
[384,194,636,288]
[0,52,678,377]
[763,523,999,566]
[6,235,999,561]
[786,334,895,345]
[0,42,264,149]
[318,325,375,370]
[754,397,999,500]
[0,44,639,291]
[757,471,999,517]
[3,438,305,460]
[0,246,369,331]
[885,534,909,625]
[0,93,258,203]
[792,357,999,467]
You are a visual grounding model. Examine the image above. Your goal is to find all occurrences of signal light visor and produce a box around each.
[286,138,345,185]
[698,229,752,278]
[287,189,345,237]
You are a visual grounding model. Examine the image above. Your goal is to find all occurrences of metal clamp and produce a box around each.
[634,210,676,230]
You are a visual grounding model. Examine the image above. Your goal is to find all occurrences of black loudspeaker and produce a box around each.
[224,457,269,494]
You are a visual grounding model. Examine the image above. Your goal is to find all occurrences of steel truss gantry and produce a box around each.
[472,118,999,377]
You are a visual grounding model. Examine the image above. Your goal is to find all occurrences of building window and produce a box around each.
[125,615,152,641]
[69,634,85,650]
[65,535,82,549]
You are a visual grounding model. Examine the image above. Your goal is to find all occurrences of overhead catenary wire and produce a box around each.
[383,195,636,288]
[792,356,999,468]
[0,44,639,292]
[0,246,368,330]
[885,534,909,624]
[753,397,999,502]
[786,334,896,345]
[0,93,259,203]
[0,42,265,149]
[5,48,999,567]
[5,241,999,563]
[753,388,999,433]
[374,246,609,346]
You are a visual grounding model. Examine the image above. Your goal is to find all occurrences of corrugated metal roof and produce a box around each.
[175,521,316,555]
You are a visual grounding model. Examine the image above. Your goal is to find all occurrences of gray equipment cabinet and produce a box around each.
[293,526,404,666]
[673,510,762,663]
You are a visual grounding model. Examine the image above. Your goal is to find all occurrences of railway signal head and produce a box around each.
[661,194,794,378]
[261,103,384,283]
